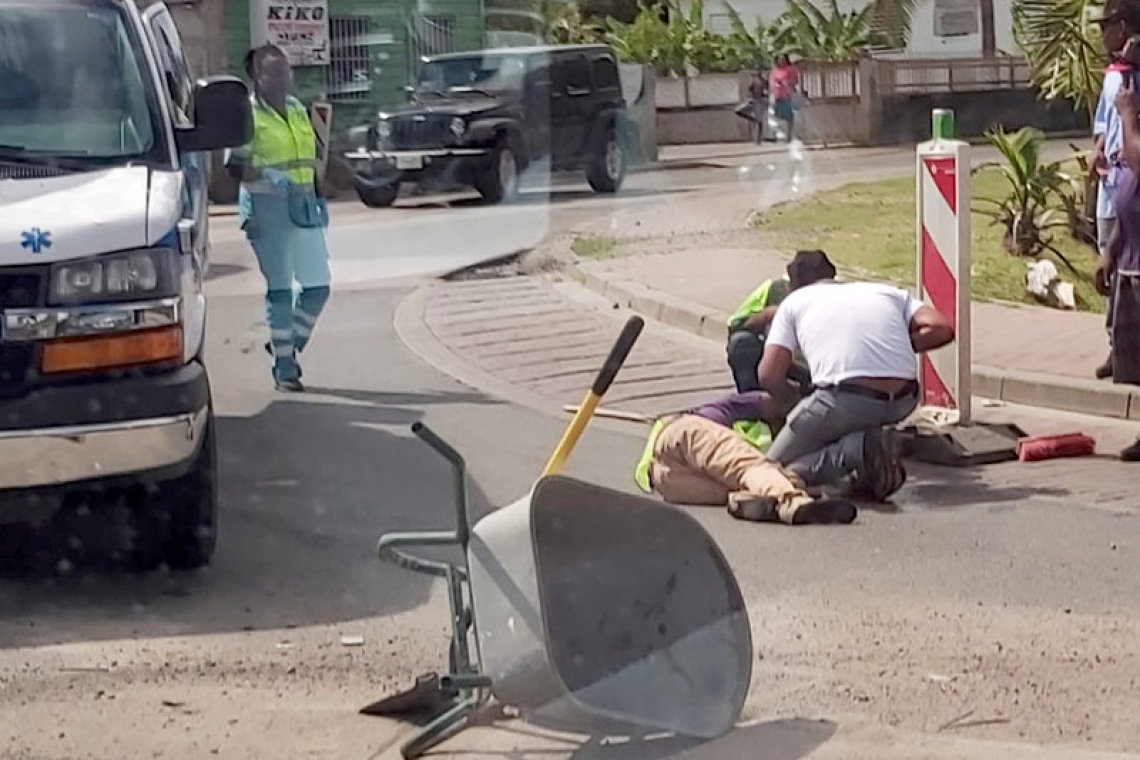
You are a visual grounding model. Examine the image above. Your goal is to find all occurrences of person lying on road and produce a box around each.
[758,263,956,500]
[633,390,858,525]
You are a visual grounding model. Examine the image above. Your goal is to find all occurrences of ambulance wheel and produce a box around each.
[133,407,218,571]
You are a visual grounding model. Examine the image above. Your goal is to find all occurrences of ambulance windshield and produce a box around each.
[0,0,162,162]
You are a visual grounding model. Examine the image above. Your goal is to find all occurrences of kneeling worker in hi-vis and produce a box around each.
[634,391,858,525]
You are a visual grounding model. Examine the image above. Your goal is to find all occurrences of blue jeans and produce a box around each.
[1099,216,1116,342]
[767,387,918,487]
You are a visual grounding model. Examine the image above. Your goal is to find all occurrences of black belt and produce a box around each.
[817,380,919,402]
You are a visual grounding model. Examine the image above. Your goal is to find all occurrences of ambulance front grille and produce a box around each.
[0,268,45,398]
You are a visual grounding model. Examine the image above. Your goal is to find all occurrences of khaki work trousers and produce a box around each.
[649,415,814,524]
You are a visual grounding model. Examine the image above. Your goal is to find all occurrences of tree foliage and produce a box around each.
[1012,0,1106,118]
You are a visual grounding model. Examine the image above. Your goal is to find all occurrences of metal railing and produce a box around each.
[327,15,373,101]
[878,56,1031,94]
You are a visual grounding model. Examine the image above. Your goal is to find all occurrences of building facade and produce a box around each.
[222,0,487,130]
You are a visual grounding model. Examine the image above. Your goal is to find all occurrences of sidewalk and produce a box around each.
[557,181,1140,422]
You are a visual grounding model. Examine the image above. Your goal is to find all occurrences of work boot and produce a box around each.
[855,428,906,502]
[265,340,303,378]
[790,499,858,525]
[1122,440,1140,462]
[1095,354,1114,380]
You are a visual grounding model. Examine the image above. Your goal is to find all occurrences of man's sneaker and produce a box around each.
[275,377,305,393]
[791,498,857,525]
[1096,354,1114,380]
[728,496,780,522]
[1122,439,1140,462]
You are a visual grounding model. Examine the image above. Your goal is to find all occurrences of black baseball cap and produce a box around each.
[787,249,837,288]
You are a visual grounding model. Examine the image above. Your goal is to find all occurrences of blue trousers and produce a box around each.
[244,189,332,382]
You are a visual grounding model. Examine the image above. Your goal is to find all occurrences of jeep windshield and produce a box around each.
[415,55,527,98]
[0,0,166,166]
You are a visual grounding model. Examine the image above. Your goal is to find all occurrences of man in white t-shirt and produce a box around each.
[758,252,955,500]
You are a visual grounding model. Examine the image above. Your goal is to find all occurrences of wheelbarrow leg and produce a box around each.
[400,694,481,760]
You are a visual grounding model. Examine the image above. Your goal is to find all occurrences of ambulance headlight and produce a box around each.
[49,248,179,306]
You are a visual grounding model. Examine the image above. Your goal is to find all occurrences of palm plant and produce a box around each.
[1012,0,1106,118]
[777,0,873,61]
[606,4,687,74]
[542,0,604,43]
[722,3,781,68]
[974,126,1083,270]
[1012,0,1106,250]
[867,0,919,50]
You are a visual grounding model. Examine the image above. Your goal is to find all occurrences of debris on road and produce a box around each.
[340,635,365,648]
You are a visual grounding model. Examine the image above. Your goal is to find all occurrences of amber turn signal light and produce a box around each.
[41,326,183,375]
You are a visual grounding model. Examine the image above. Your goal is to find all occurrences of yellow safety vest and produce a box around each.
[249,96,317,186]
[727,277,790,331]
[634,416,773,494]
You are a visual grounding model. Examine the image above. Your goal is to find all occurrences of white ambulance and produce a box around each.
[0,0,251,569]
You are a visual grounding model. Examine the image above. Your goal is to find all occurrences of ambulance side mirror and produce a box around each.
[177,76,253,153]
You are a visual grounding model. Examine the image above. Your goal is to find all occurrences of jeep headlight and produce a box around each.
[50,248,177,306]
[449,118,466,138]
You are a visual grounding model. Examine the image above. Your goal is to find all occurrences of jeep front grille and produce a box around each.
[387,117,455,150]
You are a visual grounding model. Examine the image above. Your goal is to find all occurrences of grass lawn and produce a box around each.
[750,168,1104,313]
[571,233,623,258]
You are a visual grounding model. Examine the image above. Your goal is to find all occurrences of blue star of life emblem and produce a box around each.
[20,228,51,254]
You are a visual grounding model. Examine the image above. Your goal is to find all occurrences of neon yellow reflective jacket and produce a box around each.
[727,277,790,331]
[634,417,773,494]
[249,96,317,186]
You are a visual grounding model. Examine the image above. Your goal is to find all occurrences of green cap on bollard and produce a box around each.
[932,109,955,140]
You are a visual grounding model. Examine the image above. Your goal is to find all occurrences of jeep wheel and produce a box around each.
[587,129,626,194]
[132,407,218,571]
[476,141,519,204]
[357,182,399,208]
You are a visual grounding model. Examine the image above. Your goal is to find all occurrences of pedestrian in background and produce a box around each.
[768,55,800,143]
[1092,0,1136,380]
[1100,24,1140,460]
[226,44,331,393]
[747,67,767,143]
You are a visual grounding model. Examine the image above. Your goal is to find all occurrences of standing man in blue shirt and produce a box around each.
[1092,0,1136,379]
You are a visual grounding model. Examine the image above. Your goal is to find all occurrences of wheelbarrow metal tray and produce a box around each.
[467,475,753,738]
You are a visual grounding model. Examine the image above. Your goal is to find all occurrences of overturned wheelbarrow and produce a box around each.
[368,318,754,758]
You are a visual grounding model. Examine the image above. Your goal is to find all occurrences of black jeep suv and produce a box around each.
[343,44,631,206]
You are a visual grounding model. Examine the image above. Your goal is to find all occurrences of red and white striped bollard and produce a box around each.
[916,108,972,424]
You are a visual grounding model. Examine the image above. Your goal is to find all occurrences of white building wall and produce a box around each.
[697,0,1019,58]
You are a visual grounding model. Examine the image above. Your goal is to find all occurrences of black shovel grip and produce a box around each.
[591,316,644,396]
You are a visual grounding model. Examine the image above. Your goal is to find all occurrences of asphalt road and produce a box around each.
[203,144,961,296]
[5,148,1140,759]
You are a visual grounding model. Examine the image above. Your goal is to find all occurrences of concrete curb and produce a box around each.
[571,265,1140,422]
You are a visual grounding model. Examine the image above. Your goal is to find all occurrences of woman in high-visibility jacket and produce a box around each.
[226,44,331,392]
